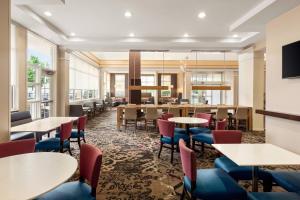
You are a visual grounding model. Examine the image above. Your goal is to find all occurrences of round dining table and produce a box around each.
[168,117,208,135]
[0,152,78,200]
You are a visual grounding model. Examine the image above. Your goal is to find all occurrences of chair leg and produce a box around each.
[68,147,72,156]
[82,136,86,143]
[77,137,81,148]
[192,140,195,150]
[180,186,185,200]
[158,142,163,158]
[171,144,174,163]
[201,142,205,153]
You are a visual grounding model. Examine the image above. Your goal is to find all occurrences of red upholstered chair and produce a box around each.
[216,119,227,130]
[189,113,212,135]
[212,130,242,144]
[37,144,103,200]
[157,119,189,163]
[179,139,246,200]
[161,113,174,120]
[0,139,35,158]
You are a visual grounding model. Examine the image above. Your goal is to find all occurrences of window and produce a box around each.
[115,74,125,97]
[11,24,18,111]
[161,75,171,97]
[69,55,99,102]
[191,72,223,105]
[141,75,155,97]
[27,32,56,119]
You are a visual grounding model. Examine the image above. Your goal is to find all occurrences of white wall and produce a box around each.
[266,5,300,154]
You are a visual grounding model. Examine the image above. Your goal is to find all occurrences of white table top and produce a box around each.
[11,117,78,133]
[212,143,300,166]
[168,117,208,124]
[0,152,78,200]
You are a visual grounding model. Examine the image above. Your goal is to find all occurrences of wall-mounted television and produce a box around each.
[282,40,300,78]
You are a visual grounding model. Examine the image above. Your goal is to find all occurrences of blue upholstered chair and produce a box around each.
[56,115,87,147]
[270,171,300,192]
[179,139,247,200]
[192,119,227,152]
[157,119,189,163]
[37,144,102,200]
[35,121,73,155]
[248,192,300,200]
[161,113,186,134]
[213,130,272,191]
[189,113,212,135]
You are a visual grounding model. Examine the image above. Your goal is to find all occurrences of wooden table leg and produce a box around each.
[116,107,122,131]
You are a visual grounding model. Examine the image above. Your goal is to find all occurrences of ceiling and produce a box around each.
[11,0,300,52]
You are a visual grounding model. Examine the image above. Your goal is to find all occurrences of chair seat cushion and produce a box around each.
[35,138,70,151]
[175,128,186,134]
[184,168,246,200]
[248,192,300,200]
[37,181,95,200]
[192,133,213,144]
[270,171,300,192]
[55,129,85,139]
[161,133,190,145]
[214,156,272,181]
[189,127,211,135]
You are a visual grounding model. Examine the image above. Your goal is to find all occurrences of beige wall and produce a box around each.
[0,0,10,142]
[266,5,300,153]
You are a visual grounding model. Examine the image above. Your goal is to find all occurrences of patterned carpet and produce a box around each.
[68,109,297,200]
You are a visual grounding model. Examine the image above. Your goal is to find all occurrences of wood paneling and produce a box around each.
[192,85,231,90]
[128,85,169,90]
[129,51,141,104]
[256,110,300,122]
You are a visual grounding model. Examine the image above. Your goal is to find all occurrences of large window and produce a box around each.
[27,32,56,119]
[191,72,223,105]
[114,74,125,97]
[11,24,18,111]
[141,74,155,97]
[69,55,99,102]
[161,75,172,97]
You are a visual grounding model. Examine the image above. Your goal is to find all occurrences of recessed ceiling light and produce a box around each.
[44,11,52,17]
[124,11,132,18]
[198,12,206,19]
[129,33,135,37]
[70,32,76,36]
[183,33,189,37]
[233,34,238,38]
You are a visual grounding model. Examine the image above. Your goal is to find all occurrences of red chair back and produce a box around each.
[216,119,227,130]
[161,113,174,120]
[157,119,175,138]
[0,139,35,158]
[195,113,212,127]
[60,121,73,141]
[80,144,102,196]
[179,139,197,186]
[212,130,242,144]
[77,115,87,131]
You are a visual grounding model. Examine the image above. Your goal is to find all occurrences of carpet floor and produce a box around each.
[68,109,298,200]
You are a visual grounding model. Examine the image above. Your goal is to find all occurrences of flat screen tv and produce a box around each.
[282,40,300,78]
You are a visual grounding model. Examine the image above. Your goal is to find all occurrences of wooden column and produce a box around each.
[0,0,10,142]
[129,51,141,104]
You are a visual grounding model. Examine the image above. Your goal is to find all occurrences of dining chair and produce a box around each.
[193,107,211,115]
[168,107,181,117]
[179,139,247,200]
[56,115,87,148]
[269,170,300,193]
[37,144,102,200]
[191,120,226,153]
[215,107,228,121]
[160,113,186,134]
[35,121,73,155]
[0,139,35,158]
[189,113,212,135]
[157,119,189,163]
[213,130,272,192]
[232,107,249,131]
[248,192,300,200]
[123,107,137,132]
[144,107,159,131]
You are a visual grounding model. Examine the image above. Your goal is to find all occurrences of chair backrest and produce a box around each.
[157,119,175,138]
[212,130,242,144]
[216,107,228,120]
[194,107,211,114]
[0,139,35,158]
[145,107,158,120]
[79,144,102,197]
[179,139,197,187]
[161,113,174,120]
[235,107,248,120]
[60,121,73,141]
[69,104,84,117]
[195,113,212,128]
[77,115,87,131]
[168,107,181,117]
[11,111,32,127]
[124,107,137,120]
[216,119,227,130]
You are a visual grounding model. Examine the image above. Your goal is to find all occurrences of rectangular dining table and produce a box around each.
[212,143,300,192]
[10,117,78,141]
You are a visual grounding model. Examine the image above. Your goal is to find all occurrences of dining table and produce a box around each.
[212,143,300,192]
[10,117,78,141]
[0,152,78,200]
[168,117,208,135]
